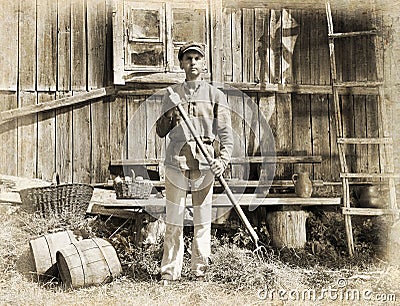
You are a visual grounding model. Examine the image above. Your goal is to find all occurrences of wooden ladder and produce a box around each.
[325,1,399,256]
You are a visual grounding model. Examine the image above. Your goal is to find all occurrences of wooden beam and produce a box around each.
[88,192,341,212]
[342,207,400,216]
[115,82,379,96]
[110,155,322,166]
[0,87,115,123]
[222,0,370,11]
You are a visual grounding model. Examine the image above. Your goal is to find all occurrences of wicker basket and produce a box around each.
[19,183,94,217]
[114,179,153,199]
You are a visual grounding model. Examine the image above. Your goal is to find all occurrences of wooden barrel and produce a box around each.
[56,238,122,288]
[29,230,77,279]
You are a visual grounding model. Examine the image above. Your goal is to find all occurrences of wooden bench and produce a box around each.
[88,189,341,249]
[109,155,325,187]
[106,155,339,248]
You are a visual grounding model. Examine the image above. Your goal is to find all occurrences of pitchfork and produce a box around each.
[166,87,267,258]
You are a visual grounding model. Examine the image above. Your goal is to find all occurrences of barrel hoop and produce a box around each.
[72,242,87,286]
[91,239,114,279]
[43,235,54,264]
[66,231,75,243]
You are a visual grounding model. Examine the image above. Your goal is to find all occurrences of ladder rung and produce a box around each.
[342,207,400,216]
[328,30,377,38]
[337,138,393,145]
[332,81,383,88]
[340,173,400,179]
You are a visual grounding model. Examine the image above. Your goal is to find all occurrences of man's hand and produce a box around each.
[210,159,225,177]
[164,87,182,121]
[167,87,181,106]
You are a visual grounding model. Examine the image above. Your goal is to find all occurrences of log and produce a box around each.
[266,210,309,248]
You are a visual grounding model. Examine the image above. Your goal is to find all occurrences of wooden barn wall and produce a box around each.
[0,0,397,185]
[0,0,113,184]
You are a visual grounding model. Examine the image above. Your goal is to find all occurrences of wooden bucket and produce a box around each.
[56,238,122,288]
[29,230,77,279]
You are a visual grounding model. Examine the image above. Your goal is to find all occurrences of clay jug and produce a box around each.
[292,172,313,198]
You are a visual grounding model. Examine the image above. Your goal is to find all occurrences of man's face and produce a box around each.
[179,51,204,81]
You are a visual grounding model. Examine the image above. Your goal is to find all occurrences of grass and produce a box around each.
[0,203,399,306]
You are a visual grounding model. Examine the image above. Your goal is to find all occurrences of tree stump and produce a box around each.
[266,210,309,248]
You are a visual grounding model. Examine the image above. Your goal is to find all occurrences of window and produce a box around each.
[115,0,209,83]
[124,2,165,70]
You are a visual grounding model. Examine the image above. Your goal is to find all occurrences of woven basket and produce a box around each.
[114,179,153,199]
[19,183,94,217]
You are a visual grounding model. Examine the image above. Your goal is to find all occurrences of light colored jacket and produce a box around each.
[156,81,233,171]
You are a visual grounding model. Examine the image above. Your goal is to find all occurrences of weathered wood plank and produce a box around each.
[0,93,18,175]
[292,94,312,175]
[222,7,233,82]
[57,0,71,91]
[275,94,292,178]
[344,10,356,82]
[55,92,72,183]
[231,8,242,82]
[281,9,299,85]
[318,9,330,85]
[254,8,268,83]
[328,95,340,180]
[311,95,331,180]
[17,92,37,178]
[366,95,380,174]
[0,87,113,123]
[334,9,344,82]
[355,9,368,82]
[105,0,114,85]
[257,93,276,152]
[146,95,162,160]
[269,9,281,83]
[0,1,18,90]
[72,92,92,183]
[255,8,269,84]
[310,9,319,84]
[353,96,367,176]
[71,0,87,90]
[341,95,355,173]
[91,97,110,183]
[111,155,322,167]
[37,92,56,181]
[37,0,57,91]
[291,10,302,85]
[210,0,223,83]
[242,8,255,83]
[222,1,329,10]
[300,9,310,84]
[127,96,147,160]
[87,0,107,89]
[112,0,125,85]
[110,96,127,162]
[243,93,259,157]
[228,92,246,179]
[18,0,36,91]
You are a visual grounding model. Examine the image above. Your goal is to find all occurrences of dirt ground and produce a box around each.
[1,202,399,306]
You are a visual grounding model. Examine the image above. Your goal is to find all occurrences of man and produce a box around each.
[156,42,234,283]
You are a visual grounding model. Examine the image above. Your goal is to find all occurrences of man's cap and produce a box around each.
[178,42,205,60]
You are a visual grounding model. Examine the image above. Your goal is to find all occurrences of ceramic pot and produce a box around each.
[292,172,313,198]
[358,185,389,208]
